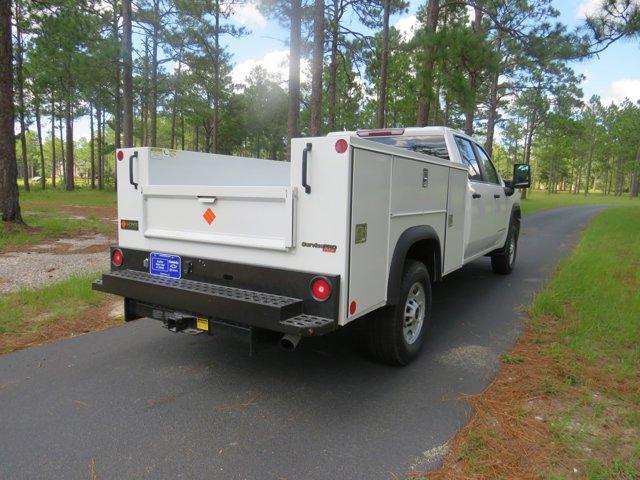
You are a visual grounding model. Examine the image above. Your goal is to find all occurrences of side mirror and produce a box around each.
[512,163,531,189]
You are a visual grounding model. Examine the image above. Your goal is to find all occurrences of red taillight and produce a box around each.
[311,277,331,301]
[117,150,124,161]
[356,128,405,137]
[111,248,124,267]
[349,300,357,315]
[335,139,348,153]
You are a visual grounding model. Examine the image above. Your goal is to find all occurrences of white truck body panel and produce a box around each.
[112,127,519,329]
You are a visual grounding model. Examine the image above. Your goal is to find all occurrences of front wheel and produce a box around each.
[367,260,432,366]
[491,223,518,275]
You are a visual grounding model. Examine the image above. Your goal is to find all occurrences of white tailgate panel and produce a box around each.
[348,149,392,318]
[142,185,294,251]
[443,169,467,274]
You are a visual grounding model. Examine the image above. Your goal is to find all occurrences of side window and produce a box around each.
[454,137,482,181]
[475,146,500,184]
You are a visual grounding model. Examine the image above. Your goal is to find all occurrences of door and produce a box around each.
[475,144,508,248]
[348,148,391,319]
[453,136,495,259]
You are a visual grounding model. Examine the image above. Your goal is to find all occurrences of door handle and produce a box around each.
[472,193,481,199]
[494,194,501,199]
[129,151,139,190]
[197,196,217,204]
[302,142,312,194]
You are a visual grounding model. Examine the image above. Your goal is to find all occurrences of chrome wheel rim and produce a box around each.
[403,282,426,345]
[508,235,516,265]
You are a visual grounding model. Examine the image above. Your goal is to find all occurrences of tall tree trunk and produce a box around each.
[141,35,150,146]
[287,0,302,159]
[89,101,95,189]
[464,2,484,136]
[65,98,74,191]
[310,0,324,136]
[520,112,536,200]
[180,114,185,151]
[50,94,56,188]
[377,0,391,128]
[15,5,29,191]
[0,0,21,222]
[212,0,220,153]
[150,0,159,147]
[327,0,340,132]
[122,0,134,147]
[170,45,183,150]
[417,0,440,126]
[484,65,500,157]
[97,104,103,190]
[584,131,594,197]
[630,144,640,197]
[35,98,45,189]
[112,5,122,149]
[58,112,65,183]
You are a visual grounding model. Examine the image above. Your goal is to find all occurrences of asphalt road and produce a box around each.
[0,205,607,480]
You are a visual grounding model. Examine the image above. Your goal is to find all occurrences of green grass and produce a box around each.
[18,184,116,208]
[1,187,116,250]
[0,274,108,353]
[529,206,640,378]
[423,206,640,479]
[520,190,640,216]
[528,206,640,478]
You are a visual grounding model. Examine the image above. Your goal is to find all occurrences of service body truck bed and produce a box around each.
[94,127,530,364]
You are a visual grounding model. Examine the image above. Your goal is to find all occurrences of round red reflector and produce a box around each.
[349,300,357,315]
[116,150,124,161]
[311,277,331,301]
[111,249,124,267]
[335,139,348,154]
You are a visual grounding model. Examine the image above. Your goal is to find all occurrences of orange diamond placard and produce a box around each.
[203,208,216,225]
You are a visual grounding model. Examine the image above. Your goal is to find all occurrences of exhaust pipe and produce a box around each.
[280,333,302,351]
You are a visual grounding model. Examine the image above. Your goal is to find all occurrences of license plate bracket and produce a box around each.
[149,252,182,279]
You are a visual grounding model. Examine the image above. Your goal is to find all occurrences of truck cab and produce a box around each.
[93,127,530,365]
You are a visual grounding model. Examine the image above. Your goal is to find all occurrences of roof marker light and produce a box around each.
[356,128,405,137]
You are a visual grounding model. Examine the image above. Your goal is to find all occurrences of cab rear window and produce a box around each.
[366,135,450,160]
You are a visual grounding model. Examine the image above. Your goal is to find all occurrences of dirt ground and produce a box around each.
[0,299,123,354]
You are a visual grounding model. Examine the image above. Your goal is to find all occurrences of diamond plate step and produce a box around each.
[279,314,334,335]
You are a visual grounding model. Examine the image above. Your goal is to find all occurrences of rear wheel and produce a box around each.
[491,222,518,275]
[367,260,432,366]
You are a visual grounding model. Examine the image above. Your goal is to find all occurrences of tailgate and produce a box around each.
[142,184,294,251]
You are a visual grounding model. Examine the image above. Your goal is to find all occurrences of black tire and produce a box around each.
[367,260,432,366]
[491,221,519,275]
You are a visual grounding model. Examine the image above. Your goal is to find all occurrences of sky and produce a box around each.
[70,0,640,140]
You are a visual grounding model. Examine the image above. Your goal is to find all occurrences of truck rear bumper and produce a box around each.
[93,268,337,336]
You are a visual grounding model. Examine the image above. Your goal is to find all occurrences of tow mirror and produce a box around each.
[512,163,531,189]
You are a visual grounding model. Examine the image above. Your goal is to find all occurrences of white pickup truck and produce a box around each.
[93,127,530,365]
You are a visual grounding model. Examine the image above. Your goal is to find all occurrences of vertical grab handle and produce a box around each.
[302,143,312,194]
[129,151,139,190]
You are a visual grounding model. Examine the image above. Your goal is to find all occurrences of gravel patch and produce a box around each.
[0,234,111,293]
[436,344,497,371]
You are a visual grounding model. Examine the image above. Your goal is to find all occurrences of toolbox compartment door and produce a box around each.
[141,184,295,251]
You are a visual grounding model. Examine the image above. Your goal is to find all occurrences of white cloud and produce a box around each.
[577,0,603,18]
[231,50,310,86]
[227,2,267,28]
[394,15,418,42]
[601,79,640,105]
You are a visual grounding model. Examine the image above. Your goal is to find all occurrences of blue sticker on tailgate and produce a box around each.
[149,252,181,279]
